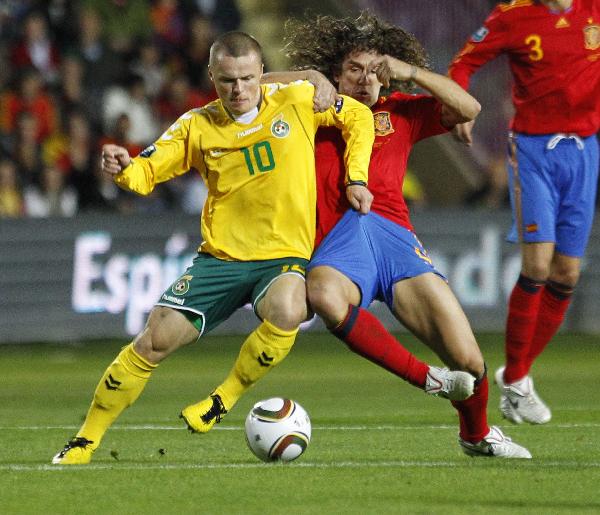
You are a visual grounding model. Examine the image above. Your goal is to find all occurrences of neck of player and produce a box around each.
[540,0,573,11]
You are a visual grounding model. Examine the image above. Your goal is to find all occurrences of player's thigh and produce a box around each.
[308,210,379,310]
[391,273,483,373]
[134,306,199,363]
[158,253,253,336]
[306,265,361,324]
[506,134,557,246]
[253,258,310,330]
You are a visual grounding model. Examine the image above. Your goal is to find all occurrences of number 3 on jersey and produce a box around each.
[525,34,543,61]
[241,141,275,175]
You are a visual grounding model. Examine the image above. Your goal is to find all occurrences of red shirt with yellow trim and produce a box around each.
[448,0,600,136]
[314,92,447,246]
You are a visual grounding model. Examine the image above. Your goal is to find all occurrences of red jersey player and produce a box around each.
[449,0,600,426]
[267,11,531,458]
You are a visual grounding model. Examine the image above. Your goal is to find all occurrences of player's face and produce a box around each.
[335,51,382,108]
[209,52,263,116]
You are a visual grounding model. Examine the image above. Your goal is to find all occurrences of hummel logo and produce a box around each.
[257,352,274,367]
[105,374,122,391]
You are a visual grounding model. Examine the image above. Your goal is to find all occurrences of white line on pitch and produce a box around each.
[1,422,600,431]
[3,460,600,472]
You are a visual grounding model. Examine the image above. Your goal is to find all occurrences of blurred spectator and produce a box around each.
[129,41,168,99]
[10,10,61,85]
[81,0,152,57]
[464,154,510,209]
[69,7,127,126]
[57,54,85,112]
[402,169,427,210]
[0,156,24,217]
[179,12,216,92]
[184,0,241,34]
[103,73,160,146]
[1,111,44,186]
[24,163,78,217]
[151,0,187,54]
[156,73,213,128]
[0,68,57,142]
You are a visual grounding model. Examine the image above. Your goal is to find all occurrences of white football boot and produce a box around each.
[425,366,475,401]
[495,367,551,425]
[459,425,532,459]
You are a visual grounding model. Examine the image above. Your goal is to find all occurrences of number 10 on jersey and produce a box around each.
[241,141,275,175]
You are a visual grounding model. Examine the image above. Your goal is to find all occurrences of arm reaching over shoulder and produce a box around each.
[376,55,481,127]
[263,70,337,113]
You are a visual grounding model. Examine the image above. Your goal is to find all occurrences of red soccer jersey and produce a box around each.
[314,92,447,246]
[448,0,600,136]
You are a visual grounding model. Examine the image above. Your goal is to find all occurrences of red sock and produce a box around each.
[451,374,489,443]
[524,281,572,373]
[332,305,429,388]
[504,275,544,384]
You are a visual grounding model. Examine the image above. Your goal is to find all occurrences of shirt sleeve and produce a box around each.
[448,6,508,90]
[315,94,374,185]
[114,111,201,195]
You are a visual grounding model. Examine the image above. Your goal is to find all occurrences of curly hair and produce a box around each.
[283,11,430,93]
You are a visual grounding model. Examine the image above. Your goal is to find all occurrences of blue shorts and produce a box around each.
[507,132,599,257]
[308,210,442,309]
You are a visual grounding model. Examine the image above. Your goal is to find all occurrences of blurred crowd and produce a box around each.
[0,0,242,218]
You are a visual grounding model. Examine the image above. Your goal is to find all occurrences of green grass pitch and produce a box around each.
[1,332,599,514]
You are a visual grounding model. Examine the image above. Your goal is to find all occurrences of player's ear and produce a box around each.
[208,65,214,83]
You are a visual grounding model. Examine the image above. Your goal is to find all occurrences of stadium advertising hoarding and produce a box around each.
[1,211,599,343]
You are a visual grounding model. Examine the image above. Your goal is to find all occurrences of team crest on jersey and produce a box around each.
[140,144,156,158]
[172,274,192,295]
[471,26,489,43]
[584,23,600,50]
[373,111,394,136]
[271,118,290,138]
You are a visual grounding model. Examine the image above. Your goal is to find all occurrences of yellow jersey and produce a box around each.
[114,81,374,260]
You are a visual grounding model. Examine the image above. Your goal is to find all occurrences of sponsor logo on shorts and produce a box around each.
[172,274,192,295]
[414,246,433,265]
[271,118,290,138]
[162,294,185,305]
[281,264,305,276]
[525,223,538,233]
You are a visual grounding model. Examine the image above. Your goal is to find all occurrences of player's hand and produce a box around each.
[346,184,373,214]
[306,70,337,112]
[375,56,413,88]
[102,144,132,176]
[452,120,475,146]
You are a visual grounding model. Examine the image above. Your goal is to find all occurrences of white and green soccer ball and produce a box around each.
[245,397,311,462]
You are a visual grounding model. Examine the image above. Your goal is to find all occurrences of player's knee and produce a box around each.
[451,348,485,378]
[265,298,307,330]
[307,277,347,323]
[550,267,580,288]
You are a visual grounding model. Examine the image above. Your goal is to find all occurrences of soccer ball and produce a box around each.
[245,397,311,462]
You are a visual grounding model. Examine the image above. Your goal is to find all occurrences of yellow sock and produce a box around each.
[77,343,157,448]
[214,319,298,411]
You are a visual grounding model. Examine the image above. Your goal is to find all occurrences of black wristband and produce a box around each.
[346,180,367,187]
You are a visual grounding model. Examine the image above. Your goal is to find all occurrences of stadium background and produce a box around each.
[0,0,599,343]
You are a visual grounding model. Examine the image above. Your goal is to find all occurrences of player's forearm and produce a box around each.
[341,100,374,184]
[261,71,309,84]
[413,67,481,122]
[114,160,156,196]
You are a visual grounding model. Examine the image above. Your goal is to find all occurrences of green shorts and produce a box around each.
[156,253,308,336]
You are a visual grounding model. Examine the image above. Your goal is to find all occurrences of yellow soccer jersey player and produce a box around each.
[114,80,374,261]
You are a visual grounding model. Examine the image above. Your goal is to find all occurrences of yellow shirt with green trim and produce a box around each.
[114,81,374,261]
